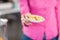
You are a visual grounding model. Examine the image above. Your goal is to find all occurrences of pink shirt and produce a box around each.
[19,0,60,40]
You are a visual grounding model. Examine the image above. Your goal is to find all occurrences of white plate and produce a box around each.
[26,15,45,23]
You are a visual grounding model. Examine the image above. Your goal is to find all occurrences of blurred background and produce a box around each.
[0,0,22,40]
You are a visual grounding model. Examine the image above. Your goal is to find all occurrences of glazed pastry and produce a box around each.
[27,15,41,21]
[26,14,45,22]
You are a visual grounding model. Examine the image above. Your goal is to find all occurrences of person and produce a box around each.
[19,0,60,40]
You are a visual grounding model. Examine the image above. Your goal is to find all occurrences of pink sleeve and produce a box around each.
[55,0,60,30]
[19,0,30,15]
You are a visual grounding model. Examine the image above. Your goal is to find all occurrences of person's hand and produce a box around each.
[24,18,31,26]
[21,13,31,26]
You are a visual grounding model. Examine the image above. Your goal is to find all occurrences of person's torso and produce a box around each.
[28,0,57,25]
[22,0,58,40]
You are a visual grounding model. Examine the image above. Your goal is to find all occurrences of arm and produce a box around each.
[19,0,30,15]
[55,0,60,37]
[19,0,31,26]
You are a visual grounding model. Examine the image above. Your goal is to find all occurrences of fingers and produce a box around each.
[21,13,31,26]
[21,15,25,22]
[24,18,31,25]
